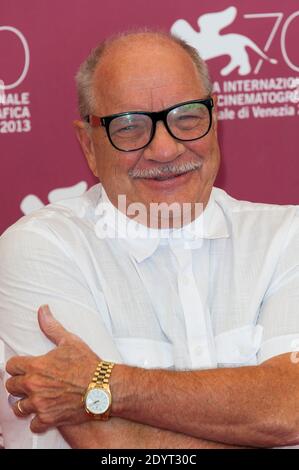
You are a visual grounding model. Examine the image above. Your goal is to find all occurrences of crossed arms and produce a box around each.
[5,306,299,449]
[1,227,299,449]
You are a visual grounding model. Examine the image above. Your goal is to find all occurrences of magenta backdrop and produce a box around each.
[1,0,298,234]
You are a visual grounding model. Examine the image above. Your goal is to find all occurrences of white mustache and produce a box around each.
[128,160,202,179]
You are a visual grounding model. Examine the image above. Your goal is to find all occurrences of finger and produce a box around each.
[6,375,29,396]
[8,393,24,407]
[30,415,49,434]
[38,305,71,346]
[6,355,32,375]
[12,398,34,418]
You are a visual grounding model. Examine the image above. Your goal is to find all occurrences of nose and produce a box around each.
[142,121,185,163]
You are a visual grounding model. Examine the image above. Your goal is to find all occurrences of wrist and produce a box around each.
[110,364,138,418]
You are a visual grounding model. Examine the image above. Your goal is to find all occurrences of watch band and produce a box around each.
[92,360,115,387]
[84,360,115,420]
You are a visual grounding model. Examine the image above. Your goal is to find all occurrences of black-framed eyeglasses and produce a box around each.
[84,98,214,152]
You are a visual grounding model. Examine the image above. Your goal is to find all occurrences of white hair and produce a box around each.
[75,29,213,118]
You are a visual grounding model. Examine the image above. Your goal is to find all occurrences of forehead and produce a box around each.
[92,36,206,114]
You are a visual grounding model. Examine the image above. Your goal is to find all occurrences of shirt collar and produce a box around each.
[94,185,229,263]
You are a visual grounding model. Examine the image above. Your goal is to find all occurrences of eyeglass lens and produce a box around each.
[108,101,211,151]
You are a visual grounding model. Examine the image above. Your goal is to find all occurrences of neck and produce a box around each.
[117,194,207,230]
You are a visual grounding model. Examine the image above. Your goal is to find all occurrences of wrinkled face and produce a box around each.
[77,36,221,227]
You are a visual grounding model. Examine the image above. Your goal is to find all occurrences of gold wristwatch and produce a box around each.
[84,361,115,420]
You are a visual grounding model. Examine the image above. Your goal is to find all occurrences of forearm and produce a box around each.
[59,418,246,449]
[111,355,298,448]
[7,310,297,448]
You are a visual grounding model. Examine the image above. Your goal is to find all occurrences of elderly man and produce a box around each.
[0,30,299,449]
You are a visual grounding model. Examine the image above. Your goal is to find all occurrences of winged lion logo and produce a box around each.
[171,6,277,76]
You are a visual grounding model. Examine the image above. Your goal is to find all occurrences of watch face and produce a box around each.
[85,387,110,415]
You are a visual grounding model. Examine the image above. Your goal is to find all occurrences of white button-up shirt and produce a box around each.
[0,184,298,448]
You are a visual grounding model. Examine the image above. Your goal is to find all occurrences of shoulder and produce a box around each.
[213,186,298,231]
[212,187,299,254]
[1,184,101,242]
[0,184,102,262]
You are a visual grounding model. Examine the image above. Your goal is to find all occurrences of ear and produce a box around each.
[73,120,98,177]
[211,94,218,134]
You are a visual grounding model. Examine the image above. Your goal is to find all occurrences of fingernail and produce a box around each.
[39,305,51,316]
[8,394,22,408]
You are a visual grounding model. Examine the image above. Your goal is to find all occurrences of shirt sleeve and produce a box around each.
[257,208,299,364]
[0,223,121,448]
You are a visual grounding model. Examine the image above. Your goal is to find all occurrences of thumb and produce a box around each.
[38,305,70,346]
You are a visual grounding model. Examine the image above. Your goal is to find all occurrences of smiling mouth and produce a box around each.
[149,169,195,181]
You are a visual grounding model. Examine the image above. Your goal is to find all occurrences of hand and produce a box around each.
[6,305,99,433]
